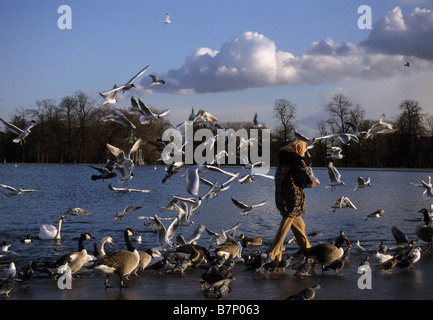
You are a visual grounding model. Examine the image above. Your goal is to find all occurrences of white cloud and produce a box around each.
[139,7,432,96]
[361,6,433,59]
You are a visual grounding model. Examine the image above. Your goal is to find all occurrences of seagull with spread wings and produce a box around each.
[108,184,155,194]
[182,164,238,196]
[114,205,142,221]
[149,74,166,87]
[101,109,136,130]
[100,65,150,95]
[231,197,267,215]
[0,118,36,144]
[365,114,396,139]
[130,97,170,124]
[0,184,38,197]
[325,162,345,190]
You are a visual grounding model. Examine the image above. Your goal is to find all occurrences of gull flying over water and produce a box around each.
[354,176,371,191]
[115,205,142,221]
[231,197,267,215]
[200,174,239,200]
[410,176,433,201]
[206,222,242,248]
[108,184,155,194]
[63,207,93,217]
[106,139,142,183]
[89,160,118,181]
[330,196,357,212]
[153,213,179,249]
[364,209,384,220]
[238,172,274,184]
[0,118,36,144]
[325,162,345,190]
[100,65,150,95]
[0,184,38,197]
[106,139,142,169]
[182,164,238,196]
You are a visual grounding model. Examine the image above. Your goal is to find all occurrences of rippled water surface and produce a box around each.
[0,163,432,279]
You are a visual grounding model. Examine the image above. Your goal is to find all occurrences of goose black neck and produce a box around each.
[422,210,431,225]
[124,230,135,252]
[78,234,86,251]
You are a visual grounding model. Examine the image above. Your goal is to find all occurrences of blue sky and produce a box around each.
[1,0,432,136]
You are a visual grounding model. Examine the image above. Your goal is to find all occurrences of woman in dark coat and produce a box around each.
[269,140,320,262]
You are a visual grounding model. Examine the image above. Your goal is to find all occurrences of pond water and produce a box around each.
[0,163,431,280]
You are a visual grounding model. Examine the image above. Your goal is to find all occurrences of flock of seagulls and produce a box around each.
[0,17,428,299]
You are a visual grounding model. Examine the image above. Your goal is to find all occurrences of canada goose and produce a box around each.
[92,228,140,288]
[415,208,433,251]
[54,233,94,275]
[239,234,263,247]
[135,249,154,274]
[39,214,65,240]
[301,243,344,270]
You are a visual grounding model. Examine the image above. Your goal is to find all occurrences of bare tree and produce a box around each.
[325,94,353,133]
[395,100,427,167]
[273,98,297,145]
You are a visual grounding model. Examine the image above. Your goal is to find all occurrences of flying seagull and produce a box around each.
[231,196,267,215]
[410,176,433,201]
[365,114,396,139]
[115,205,142,221]
[182,164,238,196]
[354,176,371,191]
[100,65,150,95]
[329,196,357,212]
[149,75,166,87]
[130,97,170,124]
[0,118,36,144]
[108,184,155,194]
[325,162,345,190]
[101,110,136,130]
[164,13,171,24]
[63,207,93,217]
[99,84,118,105]
[0,184,38,197]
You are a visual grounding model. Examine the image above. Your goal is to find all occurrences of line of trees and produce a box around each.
[1,91,432,168]
[273,94,433,168]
